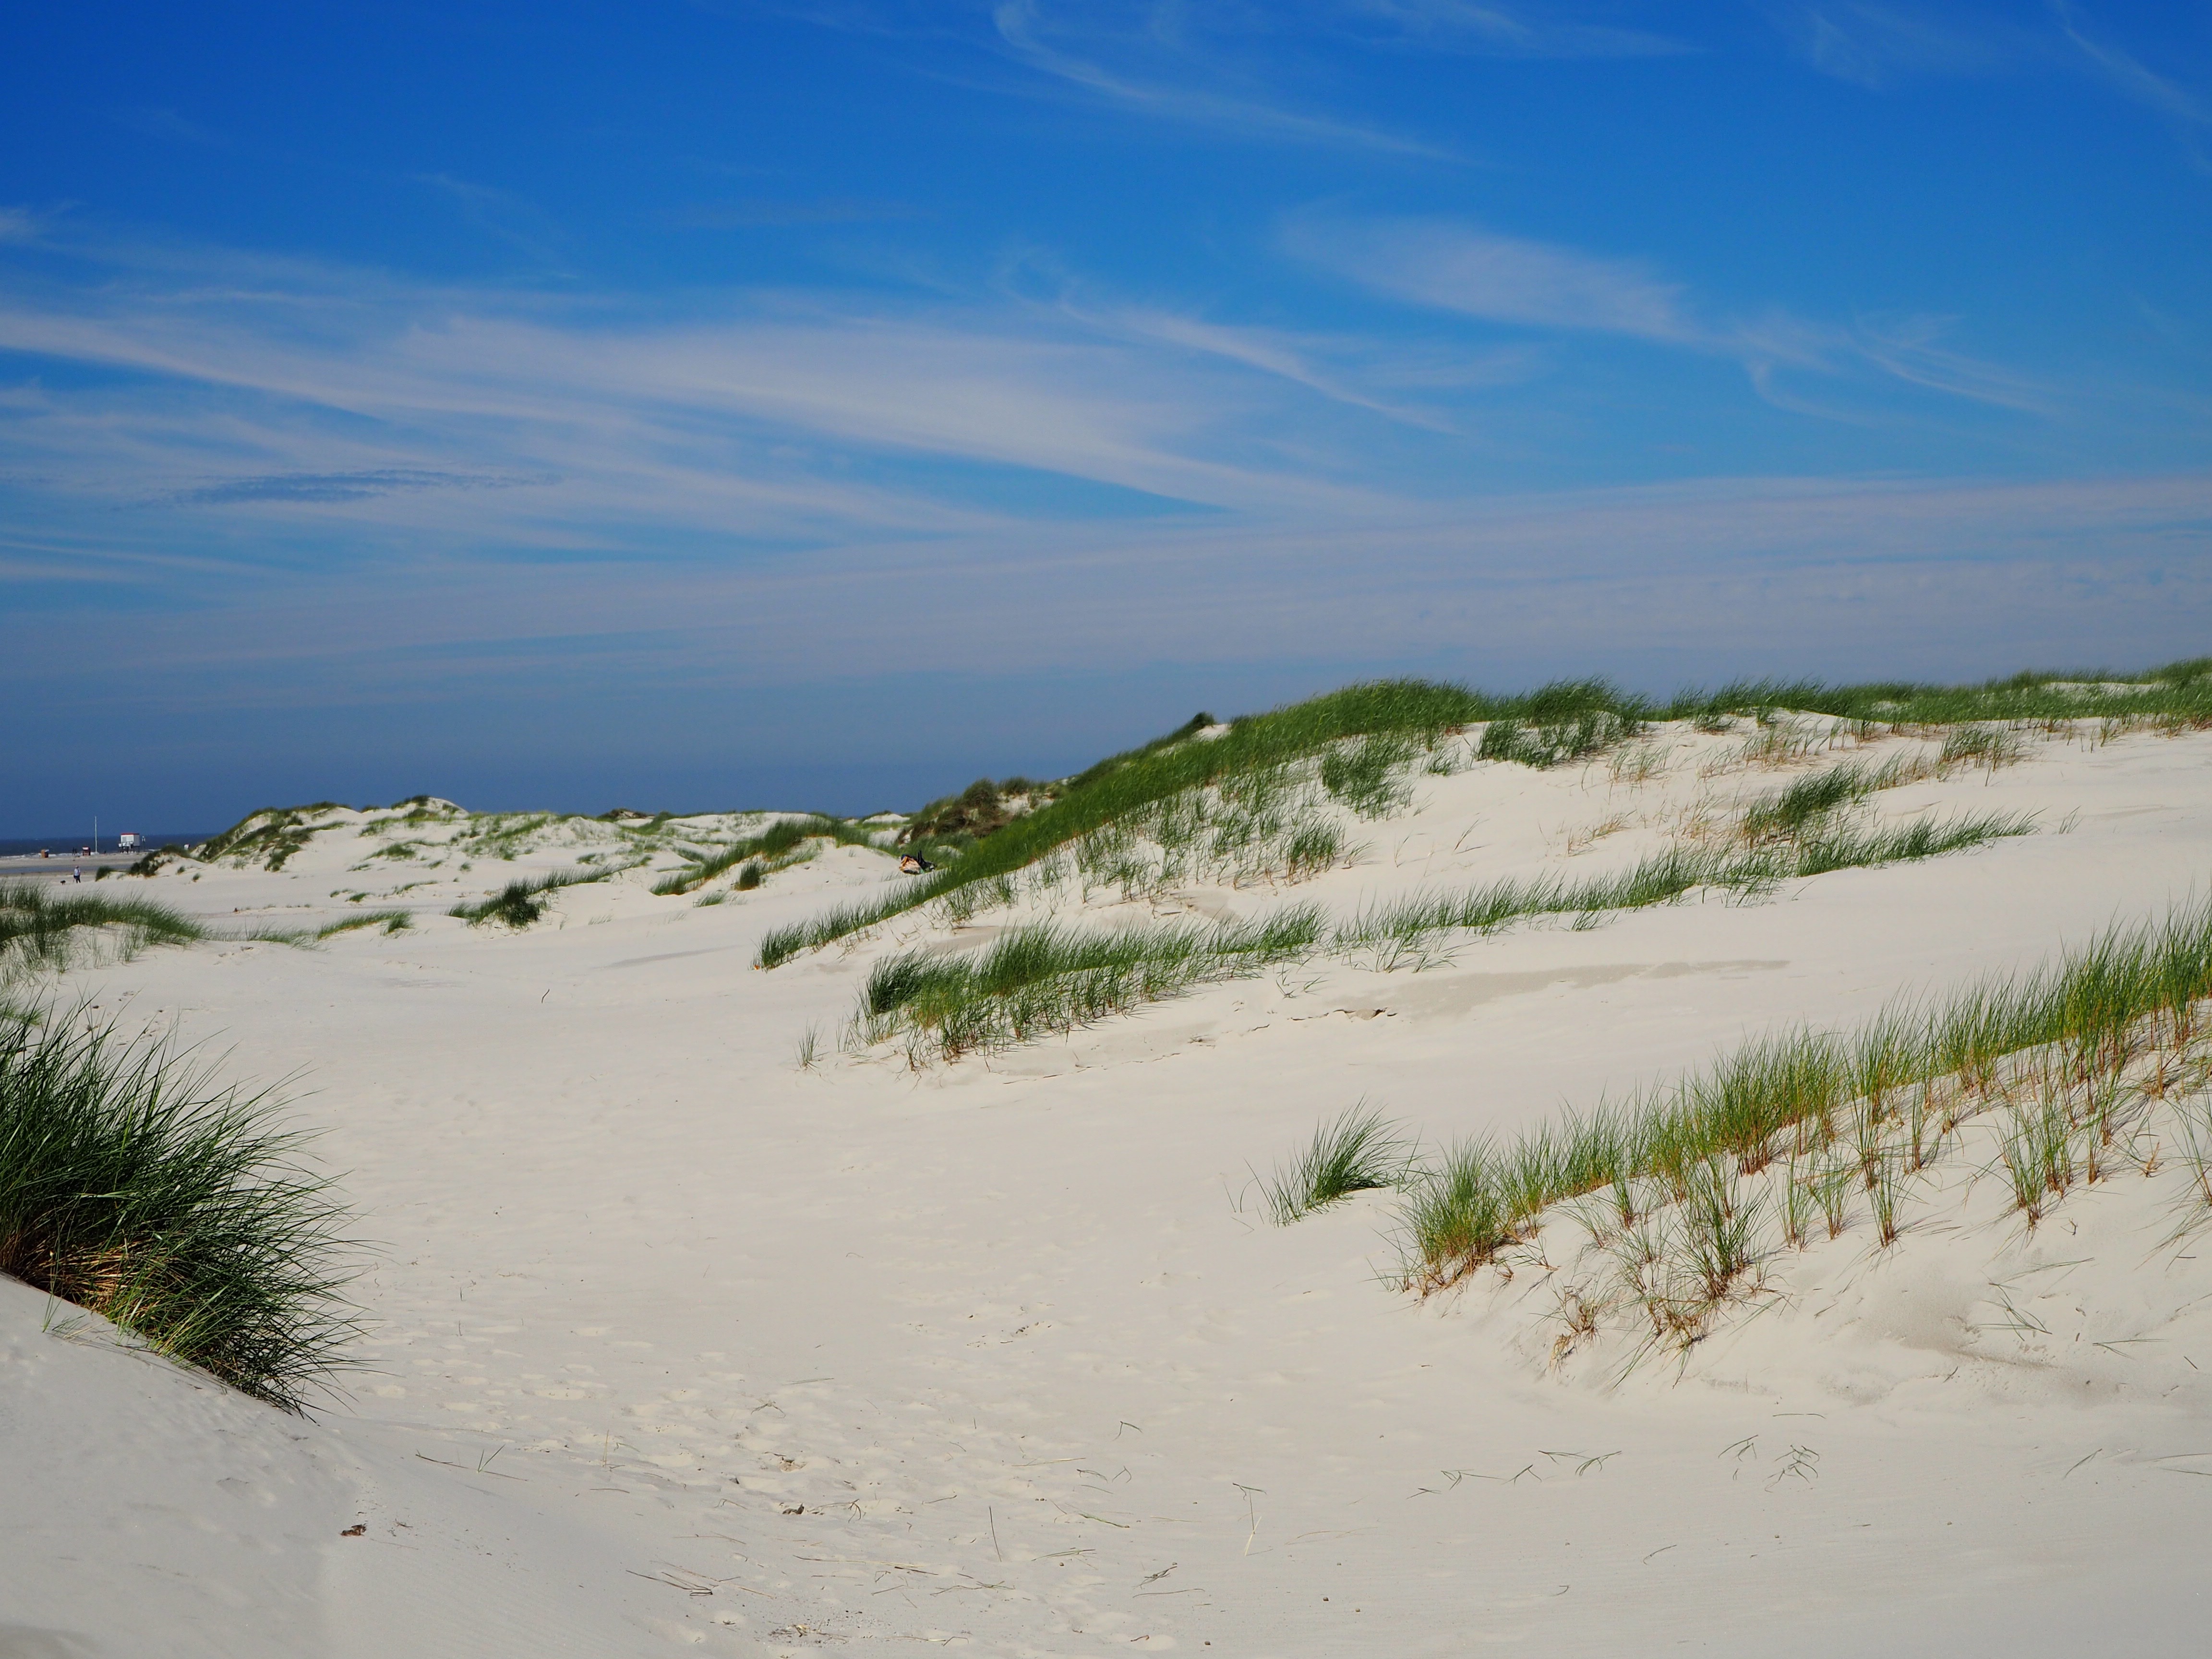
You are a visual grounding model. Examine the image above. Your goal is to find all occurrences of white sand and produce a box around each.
[7,723,2212,1655]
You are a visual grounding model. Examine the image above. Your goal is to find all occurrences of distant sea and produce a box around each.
[0,832,217,857]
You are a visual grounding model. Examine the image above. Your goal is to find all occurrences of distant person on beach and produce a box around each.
[899,853,935,875]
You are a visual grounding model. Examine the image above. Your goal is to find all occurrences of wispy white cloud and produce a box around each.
[2051,0,2210,168]
[988,0,1454,156]
[758,0,1676,159]
[666,198,926,228]
[1042,287,1533,433]
[1851,313,2054,414]
[167,467,554,506]
[1286,211,2054,418]
[0,239,1444,573]
[9,467,2210,707]
[1759,2,2017,89]
[1286,213,1695,341]
[409,175,575,270]
[1765,1,2212,172]
[1339,0,1689,60]
[0,220,2178,737]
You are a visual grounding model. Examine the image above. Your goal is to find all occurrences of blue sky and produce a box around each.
[3,1,2210,832]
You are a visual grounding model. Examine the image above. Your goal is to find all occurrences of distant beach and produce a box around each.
[0,832,213,858]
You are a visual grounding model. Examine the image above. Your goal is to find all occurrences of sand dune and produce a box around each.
[8,713,2212,1655]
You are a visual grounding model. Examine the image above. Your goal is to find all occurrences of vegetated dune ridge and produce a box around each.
[8,687,2212,1656]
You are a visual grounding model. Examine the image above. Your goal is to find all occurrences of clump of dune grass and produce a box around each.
[454,812,559,862]
[758,679,1542,965]
[654,815,878,897]
[448,867,608,928]
[315,909,411,939]
[0,1012,356,1409]
[901,775,1065,848]
[1282,819,1349,878]
[998,756,1366,911]
[2,883,361,977]
[1341,812,2031,967]
[1320,735,1418,817]
[853,808,2032,1065]
[1372,894,2212,1365]
[1608,741,1670,786]
[1337,846,1729,972]
[757,659,2212,971]
[1671,656,2212,729]
[1939,724,2024,770]
[1478,681,1648,769]
[654,820,815,895]
[198,804,352,870]
[855,907,1328,1063]
[1781,811,2033,876]
[1,884,208,982]
[1119,761,1355,887]
[1736,753,1937,843]
[1262,1104,1418,1225]
[122,844,190,878]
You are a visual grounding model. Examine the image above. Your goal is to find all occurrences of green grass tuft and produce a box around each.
[1738,759,1895,841]
[315,909,411,939]
[857,906,1328,1061]
[1262,1104,1417,1225]
[1320,735,1418,817]
[448,868,608,928]
[1479,710,1643,769]
[655,815,880,897]
[1939,724,2024,769]
[760,661,2202,970]
[2,884,207,980]
[198,805,350,870]
[1391,892,2212,1296]
[758,678,1508,965]
[0,1013,356,1409]
[853,808,2032,1064]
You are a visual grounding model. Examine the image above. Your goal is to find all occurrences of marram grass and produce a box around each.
[2,885,207,983]
[1386,893,2212,1307]
[856,907,1327,1061]
[0,1012,356,1410]
[1737,754,1927,842]
[652,815,873,896]
[760,678,1537,966]
[316,909,411,939]
[1261,1103,1417,1226]
[1,883,372,980]
[759,659,2207,969]
[448,866,610,927]
[856,811,2031,1063]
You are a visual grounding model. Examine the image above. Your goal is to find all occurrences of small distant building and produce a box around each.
[116,831,142,850]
